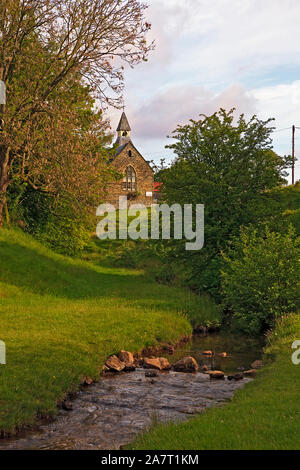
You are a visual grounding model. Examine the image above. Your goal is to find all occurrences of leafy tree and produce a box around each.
[160,109,291,297]
[0,0,153,225]
[221,225,300,335]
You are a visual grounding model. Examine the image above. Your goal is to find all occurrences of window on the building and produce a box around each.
[123,165,136,191]
[128,150,132,157]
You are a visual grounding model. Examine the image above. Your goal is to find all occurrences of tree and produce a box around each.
[221,225,300,335]
[0,0,153,225]
[160,109,291,297]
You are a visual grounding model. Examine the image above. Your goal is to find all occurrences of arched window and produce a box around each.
[128,150,132,157]
[123,166,136,191]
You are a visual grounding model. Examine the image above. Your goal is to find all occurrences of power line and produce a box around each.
[272,127,292,133]
[272,126,300,134]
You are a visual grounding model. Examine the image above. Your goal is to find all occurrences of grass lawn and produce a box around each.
[0,228,220,435]
[129,313,300,450]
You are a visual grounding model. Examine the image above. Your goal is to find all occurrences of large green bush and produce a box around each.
[221,225,300,335]
[8,184,91,256]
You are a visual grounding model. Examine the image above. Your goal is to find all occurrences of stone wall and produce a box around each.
[106,142,154,207]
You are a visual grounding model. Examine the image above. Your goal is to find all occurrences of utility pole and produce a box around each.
[292,125,295,185]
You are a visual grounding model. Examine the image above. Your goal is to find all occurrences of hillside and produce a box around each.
[0,228,219,435]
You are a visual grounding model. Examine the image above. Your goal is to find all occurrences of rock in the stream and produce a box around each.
[83,376,93,386]
[118,350,134,364]
[228,373,244,381]
[105,355,125,372]
[207,370,225,380]
[233,373,244,381]
[173,356,199,373]
[62,401,73,411]
[251,360,263,369]
[201,364,209,372]
[244,369,257,377]
[193,325,207,334]
[218,352,227,358]
[159,357,171,370]
[143,357,171,371]
[123,363,136,372]
[145,370,158,378]
[202,350,213,356]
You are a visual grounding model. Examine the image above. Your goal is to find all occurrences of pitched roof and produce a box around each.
[110,141,154,173]
[153,182,163,191]
[116,112,131,132]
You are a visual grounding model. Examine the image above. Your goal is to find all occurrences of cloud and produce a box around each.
[125,0,300,90]
[249,80,300,181]
[250,80,300,127]
[106,0,300,182]
[130,83,256,138]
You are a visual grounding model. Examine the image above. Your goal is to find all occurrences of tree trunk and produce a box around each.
[0,146,10,227]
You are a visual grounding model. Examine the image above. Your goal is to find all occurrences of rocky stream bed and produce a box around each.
[0,332,264,450]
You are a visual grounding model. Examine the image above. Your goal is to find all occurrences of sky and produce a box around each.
[106,0,300,183]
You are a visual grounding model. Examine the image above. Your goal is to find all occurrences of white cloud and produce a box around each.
[106,0,300,183]
[130,83,256,138]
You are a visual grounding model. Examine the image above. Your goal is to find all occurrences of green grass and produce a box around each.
[0,228,220,435]
[129,313,300,450]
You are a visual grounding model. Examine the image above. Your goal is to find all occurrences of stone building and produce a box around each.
[106,112,154,207]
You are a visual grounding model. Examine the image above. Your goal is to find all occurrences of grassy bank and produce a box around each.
[129,313,300,450]
[0,228,220,435]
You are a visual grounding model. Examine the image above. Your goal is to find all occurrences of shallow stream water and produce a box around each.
[0,332,264,450]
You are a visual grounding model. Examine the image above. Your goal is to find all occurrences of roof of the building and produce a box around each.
[110,141,154,174]
[116,111,131,132]
[153,182,163,191]
[114,143,127,156]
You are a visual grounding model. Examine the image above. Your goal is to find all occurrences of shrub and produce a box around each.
[221,225,300,335]
[36,214,90,256]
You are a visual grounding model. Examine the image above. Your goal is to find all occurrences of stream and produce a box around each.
[0,332,264,450]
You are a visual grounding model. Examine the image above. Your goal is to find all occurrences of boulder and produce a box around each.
[202,350,213,356]
[244,369,257,377]
[173,356,199,372]
[143,357,171,371]
[101,365,110,373]
[159,357,172,370]
[201,364,209,372]
[251,360,263,369]
[145,370,158,378]
[119,350,134,364]
[194,325,207,335]
[105,355,125,372]
[218,352,227,358]
[207,370,225,379]
[233,373,244,381]
[143,357,162,370]
[123,363,136,372]
[83,376,93,386]
[62,400,73,411]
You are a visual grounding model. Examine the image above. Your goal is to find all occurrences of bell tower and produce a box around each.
[116,111,131,146]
